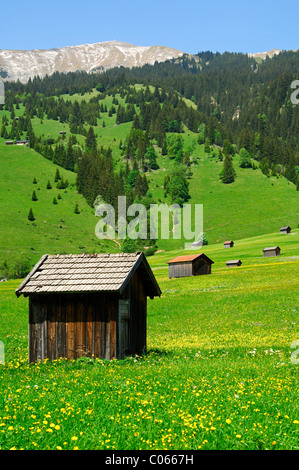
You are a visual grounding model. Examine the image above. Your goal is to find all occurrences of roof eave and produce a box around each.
[15,254,49,297]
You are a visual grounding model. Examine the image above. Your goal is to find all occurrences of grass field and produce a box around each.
[0,231,298,450]
[0,112,298,267]
[0,88,298,450]
[0,144,116,268]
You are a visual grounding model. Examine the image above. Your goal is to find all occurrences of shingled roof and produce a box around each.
[167,253,214,264]
[15,252,161,298]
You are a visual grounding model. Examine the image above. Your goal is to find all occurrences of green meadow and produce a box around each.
[0,231,298,450]
[0,97,298,266]
[0,87,298,450]
[0,145,116,268]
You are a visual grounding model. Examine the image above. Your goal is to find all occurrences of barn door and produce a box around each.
[118,299,130,359]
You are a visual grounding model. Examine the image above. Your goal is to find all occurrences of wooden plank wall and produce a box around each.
[29,293,117,363]
[169,262,193,278]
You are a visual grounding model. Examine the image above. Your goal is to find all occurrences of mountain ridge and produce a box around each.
[0,41,185,83]
[0,41,288,84]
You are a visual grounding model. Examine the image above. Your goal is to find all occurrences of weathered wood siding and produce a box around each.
[263,248,280,257]
[169,260,211,278]
[28,273,147,363]
[168,262,193,278]
[29,293,117,363]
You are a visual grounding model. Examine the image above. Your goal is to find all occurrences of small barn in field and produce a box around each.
[224,240,234,248]
[280,226,291,234]
[167,253,214,279]
[226,259,242,267]
[15,252,161,363]
[263,246,281,257]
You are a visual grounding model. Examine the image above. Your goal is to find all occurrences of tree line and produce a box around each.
[2,49,299,189]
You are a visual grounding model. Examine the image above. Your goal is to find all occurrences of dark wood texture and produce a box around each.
[28,267,148,363]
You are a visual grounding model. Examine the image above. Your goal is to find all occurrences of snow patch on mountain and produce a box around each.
[0,41,185,83]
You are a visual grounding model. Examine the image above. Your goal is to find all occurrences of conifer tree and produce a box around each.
[145,146,159,170]
[31,190,38,201]
[28,208,35,221]
[85,126,97,150]
[220,154,236,184]
[54,168,61,182]
[239,148,252,168]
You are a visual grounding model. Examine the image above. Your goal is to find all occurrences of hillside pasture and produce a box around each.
[0,231,298,450]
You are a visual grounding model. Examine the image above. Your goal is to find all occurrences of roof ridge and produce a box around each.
[47,252,141,259]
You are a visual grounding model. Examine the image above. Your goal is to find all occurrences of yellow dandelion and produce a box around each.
[71,436,78,441]
[226,419,232,424]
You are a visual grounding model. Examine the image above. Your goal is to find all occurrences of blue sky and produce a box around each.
[1,0,298,53]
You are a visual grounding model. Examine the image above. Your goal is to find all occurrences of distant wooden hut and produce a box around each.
[16,140,28,146]
[191,240,203,247]
[59,131,66,135]
[5,141,14,145]
[167,253,214,278]
[226,259,242,267]
[224,240,234,248]
[15,252,161,363]
[280,226,291,234]
[263,246,281,257]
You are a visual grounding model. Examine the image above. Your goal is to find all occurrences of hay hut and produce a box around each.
[15,252,161,363]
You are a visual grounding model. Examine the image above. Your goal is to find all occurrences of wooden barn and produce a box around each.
[224,240,234,248]
[226,259,242,267]
[280,226,291,234]
[5,141,14,145]
[15,252,161,363]
[167,253,214,279]
[263,246,281,257]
